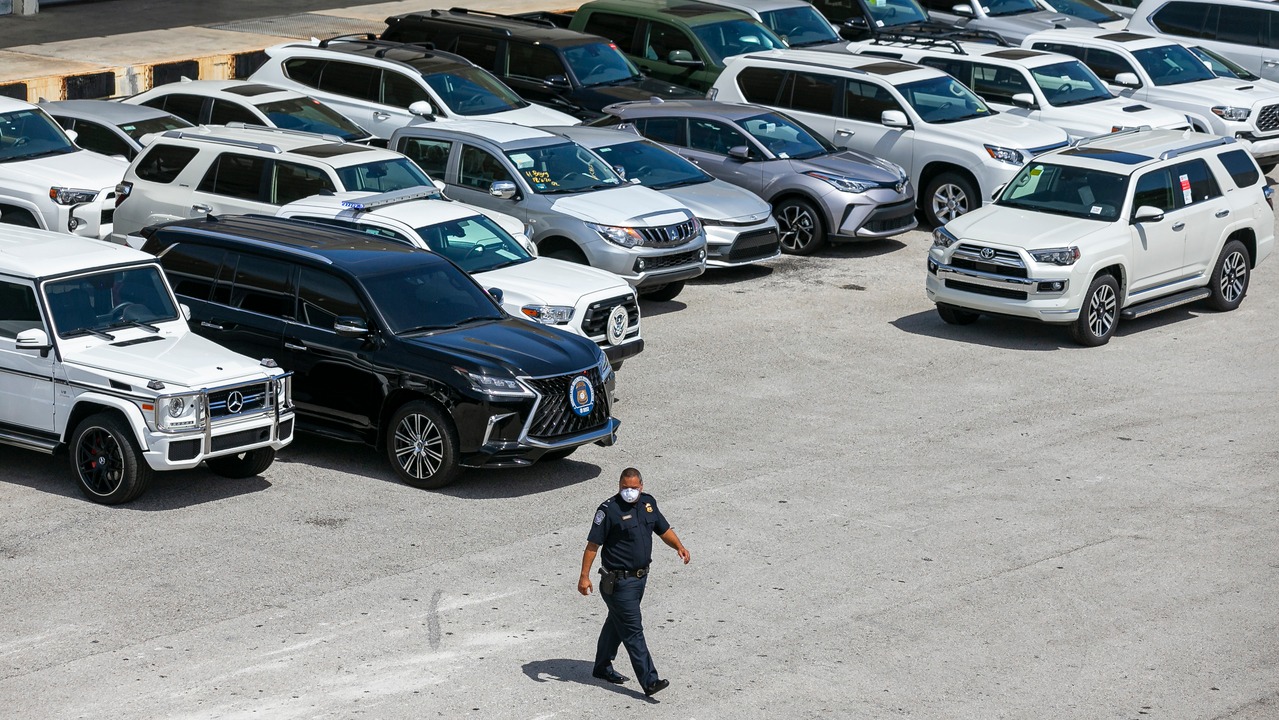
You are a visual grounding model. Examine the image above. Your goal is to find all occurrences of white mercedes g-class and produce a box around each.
[0,227,294,504]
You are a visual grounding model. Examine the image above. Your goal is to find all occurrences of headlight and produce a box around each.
[521,304,574,324]
[805,170,870,193]
[1030,246,1080,266]
[152,393,204,432]
[49,187,99,205]
[983,145,1024,165]
[454,366,533,397]
[587,222,645,248]
[932,226,958,249]
[1211,106,1250,121]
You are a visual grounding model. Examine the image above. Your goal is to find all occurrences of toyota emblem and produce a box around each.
[895,181,905,193]
[606,305,629,346]
[979,247,996,260]
[226,391,244,414]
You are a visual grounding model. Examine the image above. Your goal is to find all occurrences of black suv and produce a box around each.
[140,215,619,489]
[382,8,702,120]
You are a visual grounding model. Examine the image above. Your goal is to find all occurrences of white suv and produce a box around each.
[1127,0,1279,83]
[248,35,578,139]
[275,189,645,368]
[1023,29,1279,171]
[109,124,441,246]
[710,49,1070,225]
[0,226,294,504]
[927,129,1274,345]
[0,97,128,239]
[848,35,1190,138]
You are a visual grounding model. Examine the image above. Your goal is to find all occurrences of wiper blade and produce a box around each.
[107,319,160,333]
[452,315,498,326]
[64,327,115,341]
[398,325,448,336]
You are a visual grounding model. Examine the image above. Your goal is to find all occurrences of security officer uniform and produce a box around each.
[588,491,669,689]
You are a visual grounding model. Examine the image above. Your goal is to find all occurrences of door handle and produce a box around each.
[687,157,700,165]
[192,203,212,214]
[1215,209,1230,218]
[1264,60,1279,67]
[373,111,391,120]
[1171,222,1185,231]
[284,342,307,352]
[835,128,854,136]
[199,321,224,331]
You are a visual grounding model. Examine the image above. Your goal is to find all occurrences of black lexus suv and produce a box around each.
[381,8,702,120]
[140,215,619,489]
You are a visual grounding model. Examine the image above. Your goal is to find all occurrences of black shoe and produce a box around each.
[644,678,670,697]
[592,668,628,684]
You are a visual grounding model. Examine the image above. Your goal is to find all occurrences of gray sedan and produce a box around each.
[39,99,191,160]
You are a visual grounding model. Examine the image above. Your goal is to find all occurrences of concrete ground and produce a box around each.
[1,218,1276,718]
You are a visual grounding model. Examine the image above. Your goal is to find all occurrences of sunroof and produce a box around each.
[987,49,1043,60]
[292,143,374,157]
[860,60,917,75]
[1058,146,1151,165]
[223,84,281,97]
[1097,32,1151,43]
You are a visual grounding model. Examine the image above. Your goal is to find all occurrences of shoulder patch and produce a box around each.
[593,509,606,525]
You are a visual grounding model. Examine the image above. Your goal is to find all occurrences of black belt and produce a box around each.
[604,566,648,578]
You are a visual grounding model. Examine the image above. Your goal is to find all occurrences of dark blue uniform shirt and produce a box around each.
[587,492,670,571]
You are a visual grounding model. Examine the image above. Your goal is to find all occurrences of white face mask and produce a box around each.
[619,487,640,504]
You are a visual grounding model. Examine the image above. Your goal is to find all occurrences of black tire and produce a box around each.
[1205,239,1250,312]
[775,197,825,255]
[70,412,152,505]
[543,243,588,265]
[1070,274,1120,347]
[641,280,685,302]
[923,171,978,228]
[205,448,276,479]
[386,400,459,489]
[541,447,577,461]
[937,304,979,325]
[0,208,39,227]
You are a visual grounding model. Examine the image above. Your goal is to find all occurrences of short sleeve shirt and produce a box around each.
[587,492,670,571]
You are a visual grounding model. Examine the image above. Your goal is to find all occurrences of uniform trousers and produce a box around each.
[594,574,658,688]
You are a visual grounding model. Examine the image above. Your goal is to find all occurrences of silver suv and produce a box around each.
[594,99,917,253]
[1127,0,1279,83]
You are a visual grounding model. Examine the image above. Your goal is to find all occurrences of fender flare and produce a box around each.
[66,392,151,449]
[0,196,49,229]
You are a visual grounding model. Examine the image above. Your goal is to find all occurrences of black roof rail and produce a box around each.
[869,31,969,55]
[317,33,378,48]
[870,26,1009,49]
[317,33,437,57]
[445,7,560,29]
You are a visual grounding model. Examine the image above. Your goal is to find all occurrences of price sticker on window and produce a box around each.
[1179,173,1192,205]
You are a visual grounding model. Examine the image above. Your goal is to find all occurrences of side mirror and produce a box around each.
[1113,72,1141,88]
[65,129,79,143]
[333,316,369,338]
[1132,205,1164,223]
[845,16,869,28]
[180,303,191,321]
[881,110,909,128]
[487,287,504,304]
[432,178,447,192]
[544,74,571,89]
[727,145,751,160]
[668,49,704,68]
[15,328,51,352]
[1011,93,1037,110]
[407,100,435,119]
[490,180,517,199]
[953,3,974,15]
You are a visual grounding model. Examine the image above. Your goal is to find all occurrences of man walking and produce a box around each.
[578,467,690,697]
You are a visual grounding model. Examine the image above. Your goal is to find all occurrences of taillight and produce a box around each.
[115,181,132,206]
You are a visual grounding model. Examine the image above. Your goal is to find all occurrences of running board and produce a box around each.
[0,427,60,454]
[1121,288,1212,320]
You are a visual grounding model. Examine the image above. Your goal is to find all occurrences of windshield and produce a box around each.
[864,0,931,28]
[416,215,532,274]
[760,6,840,47]
[0,109,78,163]
[592,139,710,190]
[506,142,622,194]
[1032,60,1113,107]
[1133,44,1216,86]
[44,266,179,339]
[897,76,993,123]
[997,161,1128,221]
[336,158,434,193]
[691,20,787,65]
[117,114,191,140]
[360,262,503,335]
[984,0,1042,17]
[1190,46,1259,81]
[738,111,834,159]
[1040,0,1120,23]
[564,42,642,87]
[422,66,528,116]
[256,97,367,141]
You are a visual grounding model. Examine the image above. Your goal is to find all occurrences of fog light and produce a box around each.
[68,217,81,231]
[928,258,937,274]
[1037,281,1066,292]
[698,248,706,260]
[636,258,646,271]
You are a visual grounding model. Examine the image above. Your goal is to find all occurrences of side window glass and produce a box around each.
[1083,48,1137,82]
[844,79,901,122]
[970,63,1032,104]
[920,58,971,86]
[1172,158,1221,207]
[919,0,958,10]
[292,216,415,246]
[271,161,336,205]
[582,12,639,53]
[688,119,747,155]
[1217,148,1261,188]
[1215,6,1269,46]
[381,70,432,109]
[809,0,856,23]
[637,117,687,146]
[197,152,266,200]
[1132,168,1175,214]
[0,280,43,339]
[157,242,225,301]
[283,58,326,88]
[454,36,500,70]
[401,137,452,178]
[1031,42,1086,62]
[210,99,258,125]
[507,43,566,82]
[296,268,365,330]
[157,94,206,124]
[646,21,699,63]
[783,72,840,115]
[68,120,132,158]
[230,254,293,317]
[134,144,199,183]
[736,67,787,104]
[458,144,513,189]
[1150,1,1211,39]
[319,61,379,101]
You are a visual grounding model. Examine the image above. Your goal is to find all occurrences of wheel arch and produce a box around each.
[537,234,587,261]
[1225,227,1257,268]
[768,191,830,233]
[918,162,982,201]
[377,385,456,451]
[1092,262,1127,300]
[64,395,149,448]
[0,199,47,229]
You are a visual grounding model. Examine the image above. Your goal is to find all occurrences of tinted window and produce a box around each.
[507,43,565,82]
[157,94,206,123]
[44,266,178,337]
[400,137,452,178]
[69,120,132,158]
[229,253,293,317]
[117,114,191,141]
[970,63,1032,104]
[637,117,687,146]
[865,0,932,27]
[1132,44,1214,86]
[1217,148,1260,188]
[1214,5,1270,46]
[256,97,367,141]
[1172,158,1220,206]
[737,66,788,104]
[300,217,415,245]
[691,20,785,65]
[785,72,841,115]
[1030,42,1085,60]
[381,70,433,109]
[688,118,748,155]
[210,99,258,125]
[646,20,699,63]
[582,12,639,53]
[415,215,533,273]
[159,243,226,301]
[843,78,901,122]
[459,145,512,189]
[335,158,434,193]
[296,268,365,330]
[0,280,42,339]
[1085,48,1138,83]
[134,144,199,183]
[197,153,265,199]
[359,263,503,335]
[1151,1,1212,38]
[1132,168,1175,213]
[920,58,972,85]
[422,67,525,115]
[283,58,326,88]
[319,61,379,101]
[271,161,336,205]
[454,36,500,70]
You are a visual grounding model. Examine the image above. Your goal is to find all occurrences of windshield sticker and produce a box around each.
[524,169,559,187]
[875,19,885,26]
[1179,174,1192,204]
[778,152,789,158]
[509,153,534,169]
[1090,205,1103,215]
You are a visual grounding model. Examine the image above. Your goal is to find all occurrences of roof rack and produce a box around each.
[339,187,443,211]
[159,129,282,154]
[1160,134,1234,160]
[1070,126,1147,147]
[316,34,437,58]
[869,32,968,55]
[223,122,343,144]
[869,27,1009,50]
[443,7,560,29]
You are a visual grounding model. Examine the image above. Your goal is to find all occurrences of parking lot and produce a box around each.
[1,218,1275,719]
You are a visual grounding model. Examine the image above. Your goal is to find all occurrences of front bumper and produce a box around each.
[582,232,708,288]
[925,251,1079,323]
[704,220,781,267]
[141,409,295,471]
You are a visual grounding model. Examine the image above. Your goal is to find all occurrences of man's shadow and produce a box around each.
[521,659,655,702]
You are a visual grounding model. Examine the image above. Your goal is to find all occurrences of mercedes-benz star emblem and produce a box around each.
[980,247,996,260]
[226,391,244,414]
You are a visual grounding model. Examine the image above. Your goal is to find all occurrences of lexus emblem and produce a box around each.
[226,391,244,414]
[606,305,628,346]
[979,247,996,260]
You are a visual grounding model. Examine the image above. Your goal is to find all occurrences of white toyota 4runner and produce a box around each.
[927,129,1274,345]
[0,227,294,504]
